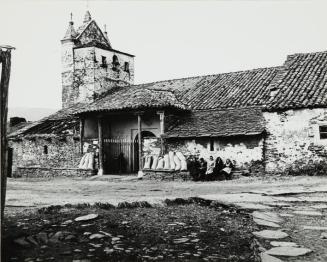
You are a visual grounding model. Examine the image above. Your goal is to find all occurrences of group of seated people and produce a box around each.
[187,155,235,181]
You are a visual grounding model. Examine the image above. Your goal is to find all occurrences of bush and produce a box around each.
[38,205,62,214]
[285,160,327,176]
[94,202,115,210]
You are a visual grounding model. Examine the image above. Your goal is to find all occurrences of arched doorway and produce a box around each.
[133,131,156,172]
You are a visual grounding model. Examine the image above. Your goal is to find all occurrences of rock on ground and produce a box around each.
[270,241,298,247]
[293,210,322,216]
[252,230,288,240]
[302,226,327,230]
[89,233,105,240]
[74,214,98,222]
[252,211,283,224]
[265,247,312,257]
[253,218,280,228]
[260,253,283,262]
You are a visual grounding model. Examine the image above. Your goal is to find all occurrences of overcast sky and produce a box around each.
[2,0,327,109]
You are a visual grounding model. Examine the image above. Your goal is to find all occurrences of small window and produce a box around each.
[319,126,327,139]
[101,56,107,68]
[209,138,214,151]
[124,62,129,72]
[112,55,119,71]
[43,145,48,154]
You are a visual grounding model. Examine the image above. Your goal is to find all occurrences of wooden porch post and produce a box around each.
[79,118,84,154]
[157,111,165,153]
[97,117,104,176]
[137,113,143,173]
[157,111,165,135]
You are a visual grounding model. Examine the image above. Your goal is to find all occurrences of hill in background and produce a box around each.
[8,107,58,122]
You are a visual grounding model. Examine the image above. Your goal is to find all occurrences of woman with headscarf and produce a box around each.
[213,156,225,180]
[221,159,234,180]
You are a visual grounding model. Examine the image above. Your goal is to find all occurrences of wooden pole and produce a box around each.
[97,117,104,175]
[79,118,84,154]
[157,111,165,154]
[137,114,142,172]
[1,47,14,221]
[158,111,165,135]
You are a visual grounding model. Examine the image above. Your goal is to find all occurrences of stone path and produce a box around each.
[200,189,327,262]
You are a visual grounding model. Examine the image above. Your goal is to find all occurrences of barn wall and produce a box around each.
[165,136,264,168]
[264,108,327,172]
[9,136,82,176]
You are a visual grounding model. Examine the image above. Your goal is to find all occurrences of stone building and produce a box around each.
[8,11,327,178]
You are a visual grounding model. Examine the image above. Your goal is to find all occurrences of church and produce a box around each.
[8,11,327,178]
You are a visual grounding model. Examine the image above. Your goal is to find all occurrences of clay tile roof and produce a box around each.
[177,67,280,110]
[267,51,327,111]
[75,66,278,115]
[8,103,86,138]
[75,86,188,114]
[164,107,265,138]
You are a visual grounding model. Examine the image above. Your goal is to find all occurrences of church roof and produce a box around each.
[75,86,188,114]
[164,107,265,138]
[76,66,278,115]
[8,103,85,138]
[76,50,327,114]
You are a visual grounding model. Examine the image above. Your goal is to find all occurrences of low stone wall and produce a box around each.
[143,169,192,181]
[13,167,96,178]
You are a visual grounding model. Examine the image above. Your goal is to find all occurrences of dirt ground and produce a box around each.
[5,175,327,213]
[4,175,327,262]
[2,202,257,262]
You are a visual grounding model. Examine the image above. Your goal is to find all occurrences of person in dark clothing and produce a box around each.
[221,159,234,180]
[198,158,207,181]
[187,156,201,181]
[213,156,225,180]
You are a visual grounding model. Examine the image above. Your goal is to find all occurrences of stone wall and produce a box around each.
[165,136,264,169]
[13,167,96,178]
[9,136,82,176]
[143,170,192,181]
[264,108,327,172]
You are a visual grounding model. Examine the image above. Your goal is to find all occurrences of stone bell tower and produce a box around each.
[61,11,135,108]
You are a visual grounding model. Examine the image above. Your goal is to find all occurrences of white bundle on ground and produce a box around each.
[163,154,170,170]
[156,157,164,169]
[87,152,94,169]
[151,156,158,169]
[143,156,152,169]
[173,155,181,170]
[176,152,187,171]
[169,151,175,170]
[78,154,88,169]
[176,152,186,161]
[79,153,94,169]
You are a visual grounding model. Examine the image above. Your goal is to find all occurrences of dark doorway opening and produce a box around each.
[133,131,156,172]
